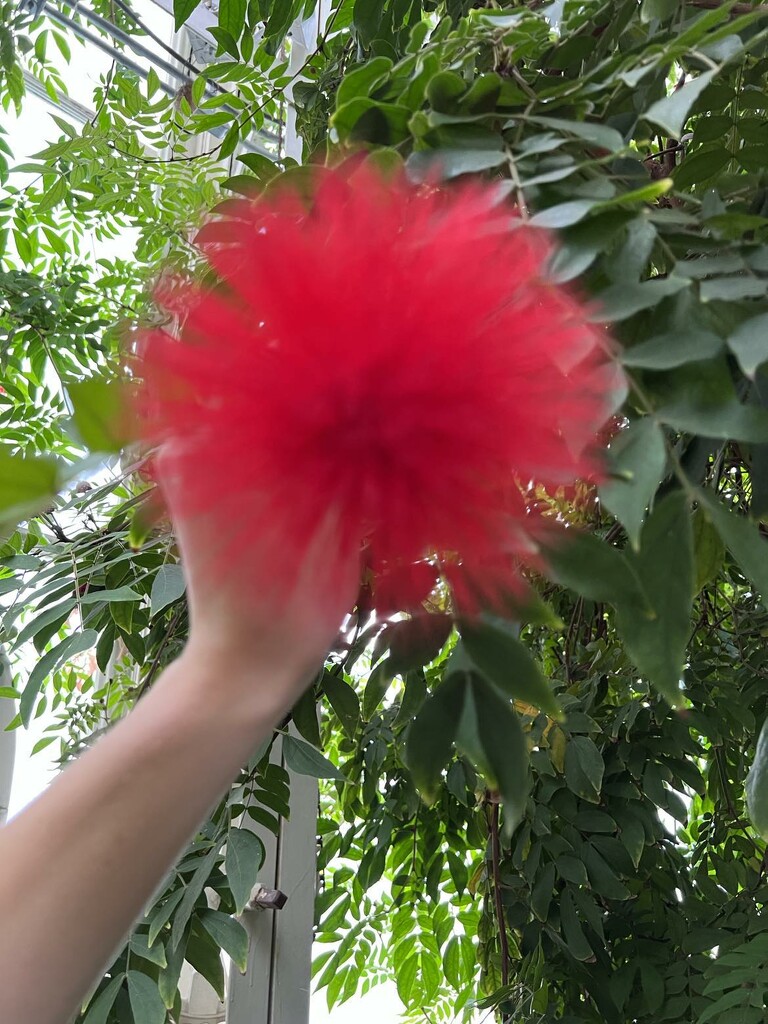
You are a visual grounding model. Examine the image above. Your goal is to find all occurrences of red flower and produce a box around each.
[139,164,618,613]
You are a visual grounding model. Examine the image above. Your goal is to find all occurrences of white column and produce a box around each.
[0,652,16,825]
[226,731,319,1024]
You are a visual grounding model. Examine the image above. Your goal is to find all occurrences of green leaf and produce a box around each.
[692,507,725,593]
[641,0,679,22]
[186,920,225,999]
[728,314,768,379]
[158,932,186,1009]
[405,674,464,801]
[331,99,412,146]
[127,971,166,1024]
[199,909,249,972]
[526,116,624,153]
[282,734,345,781]
[291,687,320,747]
[130,932,167,967]
[336,56,393,107]
[560,888,593,960]
[621,331,723,370]
[600,418,668,549]
[531,861,555,921]
[645,69,718,137]
[702,492,768,610]
[615,492,693,706]
[226,827,265,915]
[591,277,688,322]
[15,598,76,648]
[170,842,221,949]
[20,629,97,727]
[322,672,360,737]
[545,531,646,606]
[459,620,561,718]
[147,888,185,947]
[218,0,246,39]
[407,147,506,180]
[68,378,126,454]
[530,200,597,229]
[582,843,631,900]
[456,676,529,834]
[82,975,125,1024]
[564,735,604,801]
[386,616,452,675]
[0,449,59,525]
[150,564,185,617]
[173,0,199,30]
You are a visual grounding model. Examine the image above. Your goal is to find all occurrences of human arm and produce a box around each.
[0,498,356,1024]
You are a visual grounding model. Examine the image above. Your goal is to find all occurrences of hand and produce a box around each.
[158,452,360,714]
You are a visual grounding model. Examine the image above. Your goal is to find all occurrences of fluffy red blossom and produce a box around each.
[139,164,619,613]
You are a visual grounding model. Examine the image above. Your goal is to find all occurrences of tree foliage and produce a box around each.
[4,0,768,1021]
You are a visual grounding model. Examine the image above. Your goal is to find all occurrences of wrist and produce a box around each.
[169,638,310,728]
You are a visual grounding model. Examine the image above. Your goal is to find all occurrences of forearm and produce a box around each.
[0,646,288,1024]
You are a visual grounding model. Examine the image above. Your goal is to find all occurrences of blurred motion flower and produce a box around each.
[139,163,618,613]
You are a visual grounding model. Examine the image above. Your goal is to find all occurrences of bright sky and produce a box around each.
[2,6,407,1020]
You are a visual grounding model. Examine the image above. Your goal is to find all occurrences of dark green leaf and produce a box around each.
[127,971,166,1024]
[702,492,768,610]
[405,674,464,801]
[82,975,125,1024]
[226,827,264,915]
[199,909,249,972]
[322,672,360,737]
[456,676,529,834]
[728,314,768,379]
[615,491,693,705]
[600,418,667,549]
[459,620,561,718]
[283,734,345,781]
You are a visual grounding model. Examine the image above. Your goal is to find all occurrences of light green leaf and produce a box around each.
[0,449,59,524]
[150,564,185,617]
[20,629,97,727]
[226,827,265,915]
[68,378,126,454]
[600,418,668,549]
[564,735,604,800]
[282,734,345,781]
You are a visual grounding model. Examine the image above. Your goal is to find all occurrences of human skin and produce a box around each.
[0,484,357,1024]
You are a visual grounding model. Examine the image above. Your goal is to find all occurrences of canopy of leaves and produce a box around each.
[4,0,768,1021]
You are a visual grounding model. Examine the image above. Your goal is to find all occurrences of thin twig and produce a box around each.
[489,800,511,1023]
[135,604,183,699]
